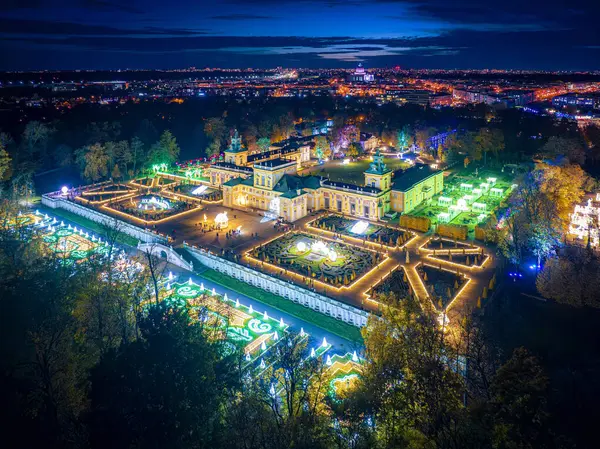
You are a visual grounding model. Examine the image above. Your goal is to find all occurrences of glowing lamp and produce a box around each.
[296,241,307,252]
[61,186,69,195]
[328,250,338,262]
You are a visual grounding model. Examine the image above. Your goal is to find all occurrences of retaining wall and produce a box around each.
[41,193,167,244]
[185,244,370,328]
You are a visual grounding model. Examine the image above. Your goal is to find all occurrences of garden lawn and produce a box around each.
[196,267,364,344]
[39,206,140,247]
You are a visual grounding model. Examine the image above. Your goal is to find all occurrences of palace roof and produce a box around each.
[392,163,441,192]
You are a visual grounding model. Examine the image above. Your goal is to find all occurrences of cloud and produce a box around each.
[210,14,275,20]
[0,18,209,36]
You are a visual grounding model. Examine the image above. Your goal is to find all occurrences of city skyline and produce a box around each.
[0,0,598,71]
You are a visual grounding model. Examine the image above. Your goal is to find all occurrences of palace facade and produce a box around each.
[213,130,443,222]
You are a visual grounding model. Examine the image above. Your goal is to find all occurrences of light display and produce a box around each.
[214,212,229,229]
[138,196,171,210]
[569,197,600,246]
[191,185,208,195]
[349,220,369,235]
[165,279,294,369]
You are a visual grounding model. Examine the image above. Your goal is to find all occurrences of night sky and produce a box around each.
[0,0,598,71]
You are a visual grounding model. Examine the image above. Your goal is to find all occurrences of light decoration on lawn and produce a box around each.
[191,185,208,195]
[311,240,339,262]
[138,196,171,210]
[342,158,350,165]
[569,197,600,246]
[350,220,369,235]
[296,241,307,252]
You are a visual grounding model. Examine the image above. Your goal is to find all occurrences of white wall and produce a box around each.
[138,242,193,271]
[185,244,370,328]
[42,193,167,244]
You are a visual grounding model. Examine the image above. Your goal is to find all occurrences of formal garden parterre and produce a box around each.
[162,280,292,368]
[309,214,414,248]
[248,232,385,289]
[365,265,411,301]
[416,263,469,311]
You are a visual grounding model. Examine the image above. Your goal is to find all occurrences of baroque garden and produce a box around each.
[32,132,512,392]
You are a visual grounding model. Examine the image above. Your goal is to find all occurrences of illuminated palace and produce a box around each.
[212,131,443,222]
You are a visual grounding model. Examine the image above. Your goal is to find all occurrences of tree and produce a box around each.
[356,293,465,448]
[396,125,411,151]
[76,143,109,182]
[474,128,504,165]
[415,126,436,154]
[204,117,227,156]
[225,334,335,449]
[314,135,330,160]
[129,136,145,176]
[88,303,237,449]
[147,130,180,167]
[487,348,550,448]
[536,248,600,308]
[346,142,363,159]
[0,142,11,181]
[111,164,122,181]
[540,136,586,166]
[22,121,54,164]
[257,136,271,153]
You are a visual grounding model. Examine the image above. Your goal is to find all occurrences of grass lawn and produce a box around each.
[195,266,364,344]
[39,206,140,247]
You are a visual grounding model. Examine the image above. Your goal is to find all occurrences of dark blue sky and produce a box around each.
[0,0,598,71]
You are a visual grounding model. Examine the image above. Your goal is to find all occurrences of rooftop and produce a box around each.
[392,163,442,192]
[321,179,381,195]
[253,158,296,170]
[274,174,321,193]
[211,161,253,173]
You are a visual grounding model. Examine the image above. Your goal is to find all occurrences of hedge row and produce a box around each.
[400,214,431,232]
[437,223,468,241]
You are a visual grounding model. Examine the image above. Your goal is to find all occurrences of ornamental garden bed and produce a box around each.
[416,263,468,309]
[421,237,478,251]
[163,281,290,367]
[104,193,199,223]
[310,214,413,247]
[249,232,382,288]
[428,251,487,268]
[366,266,411,301]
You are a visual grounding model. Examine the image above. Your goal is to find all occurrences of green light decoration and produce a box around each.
[176,285,203,297]
[227,327,253,342]
[164,281,291,370]
[247,319,272,334]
